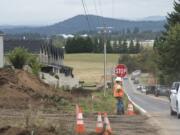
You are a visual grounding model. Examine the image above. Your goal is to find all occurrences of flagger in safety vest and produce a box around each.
[113,77,125,115]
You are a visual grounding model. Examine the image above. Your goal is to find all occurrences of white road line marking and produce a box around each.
[126,92,147,115]
[124,78,149,116]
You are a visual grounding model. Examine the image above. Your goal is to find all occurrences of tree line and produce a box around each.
[65,37,141,54]
[119,0,180,85]
[154,0,180,84]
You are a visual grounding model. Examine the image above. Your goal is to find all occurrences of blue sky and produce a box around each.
[0,0,174,25]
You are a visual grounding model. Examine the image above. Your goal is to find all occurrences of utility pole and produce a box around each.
[97,27,112,96]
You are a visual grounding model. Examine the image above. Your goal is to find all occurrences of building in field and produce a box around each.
[0,32,4,68]
[39,40,79,89]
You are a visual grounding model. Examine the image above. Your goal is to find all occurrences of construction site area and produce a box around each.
[1,0,180,135]
[0,67,162,135]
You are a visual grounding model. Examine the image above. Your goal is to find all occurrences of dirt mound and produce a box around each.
[16,70,53,96]
[0,126,56,135]
[0,69,17,86]
[0,68,72,110]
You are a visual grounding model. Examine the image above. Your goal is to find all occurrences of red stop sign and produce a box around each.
[115,64,127,77]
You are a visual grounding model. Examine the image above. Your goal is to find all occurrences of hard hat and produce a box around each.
[115,77,122,82]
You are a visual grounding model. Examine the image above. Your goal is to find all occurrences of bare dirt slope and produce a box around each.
[0,68,71,110]
[0,126,56,135]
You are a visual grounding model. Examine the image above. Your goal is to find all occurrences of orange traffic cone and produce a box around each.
[75,107,85,134]
[103,112,112,135]
[96,112,103,133]
[127,102,135,116]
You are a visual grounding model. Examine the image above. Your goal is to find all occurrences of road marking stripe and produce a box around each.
[126,92,147,114]
[124,79,150,116]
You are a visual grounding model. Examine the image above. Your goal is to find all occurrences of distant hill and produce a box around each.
[141,16,166,21]
[0,15,166,35]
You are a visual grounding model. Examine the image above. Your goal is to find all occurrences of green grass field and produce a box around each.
[64,53,119,84]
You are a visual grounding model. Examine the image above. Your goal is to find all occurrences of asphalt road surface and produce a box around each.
[123,79,180,135]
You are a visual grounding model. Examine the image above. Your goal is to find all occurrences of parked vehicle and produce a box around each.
[134,78,139,84]
[170,82,180,119]
[154,85,170,97]
[141,86,147,93]
[131,75,135,80]
[131,70,141,80]
[146,85,156,95]
[137,85,142,91]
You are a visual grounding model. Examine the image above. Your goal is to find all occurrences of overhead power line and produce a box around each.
[112,0,114,19]
[97,0,106,27]
[81,0,92,32]
[111,0,115,29]
[93,0,101,27]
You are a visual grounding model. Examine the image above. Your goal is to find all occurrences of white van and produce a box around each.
[170,82,180,119]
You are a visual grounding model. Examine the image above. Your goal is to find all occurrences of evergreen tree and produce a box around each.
[154,0,180,84]
[106,39,113,53]
[65,37,94,53]
[122,39,128,54]
[118,39,123,53]
[133,27,140,34]
[93,38,99,53]
[112,40,118,53]
[97,38,104,53]
[121,29,125,37]
[126,28,131,35]
[135,40,141,53]
[165,0,180,31]
[129,40,135,53]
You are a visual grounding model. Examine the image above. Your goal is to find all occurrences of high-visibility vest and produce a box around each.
[113,83,124,98]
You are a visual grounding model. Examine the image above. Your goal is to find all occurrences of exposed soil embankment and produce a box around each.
[0,126,56,135]
[0,68,72,110]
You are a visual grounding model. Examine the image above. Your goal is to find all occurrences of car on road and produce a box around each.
[134,78,139,84]
[145,85,156,95]
[141,86,147,93]
[154,85,170,97]
[131,75,135,80]
[131,70,141,80]
[170,82,180,119]
[137,85,142,91]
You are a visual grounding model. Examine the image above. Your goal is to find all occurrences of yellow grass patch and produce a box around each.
[64,53,119,84]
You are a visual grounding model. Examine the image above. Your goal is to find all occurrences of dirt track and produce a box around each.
[0,111,160,135]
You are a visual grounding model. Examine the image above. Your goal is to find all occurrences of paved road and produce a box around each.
[123,79,180,135]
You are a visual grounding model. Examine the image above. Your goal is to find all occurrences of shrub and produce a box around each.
[54,74,59,80]
[28,55,41,75]
[8,47,29,69]
[8,47,42,76]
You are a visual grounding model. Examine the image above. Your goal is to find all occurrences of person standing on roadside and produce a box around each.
[113,77,124,115]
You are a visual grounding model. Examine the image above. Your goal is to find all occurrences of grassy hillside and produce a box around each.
[64,53,119,84]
